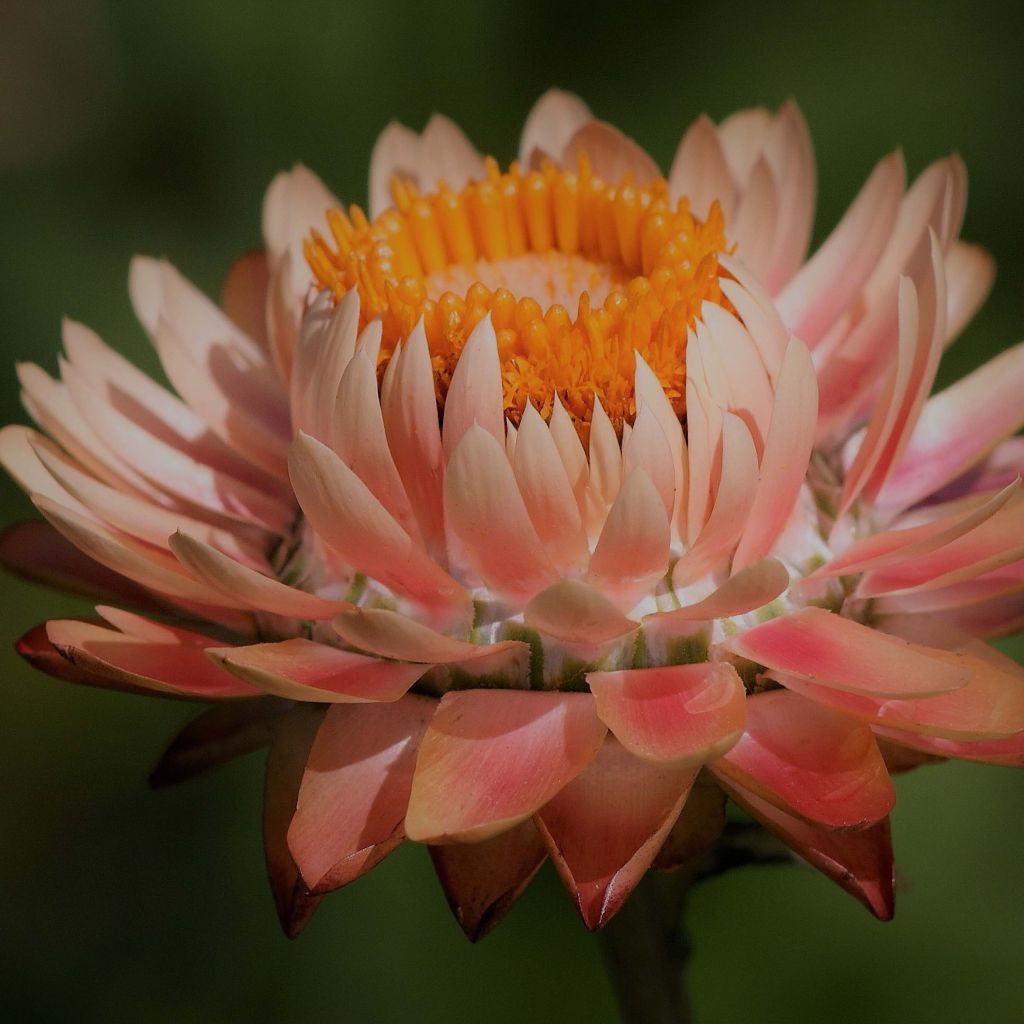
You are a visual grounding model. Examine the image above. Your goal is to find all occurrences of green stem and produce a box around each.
[597,869,695,1024]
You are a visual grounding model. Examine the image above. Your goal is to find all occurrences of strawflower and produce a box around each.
[3,90,1023,1022]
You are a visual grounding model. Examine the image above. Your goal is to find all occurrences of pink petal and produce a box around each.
[444,425,558,605]
[149,697,285,787]
[775,152,905,347]
[34,496,239,607]
[732,338,818,570]
[333,606,528,666]
[441,315,505,460]
[536,737,698,929]
[729,606,970,698]
[288,696,433,892]
[261,164,337,269]
[404,690,607,843]
[651,558,789,625]
[0,521,159,608]
[711,689,896,829]
[381,323,447,561]
[169,530,349,619]
[719,773,894,920]
[872,727,1024,768]
[588,662,746,769]
[716,107,771,183]
[519,90,593,166]
[46,618,255,699]
[945,241,995,343]
[777,642,1024,741]
[524,580,638,645]
[731,157,778,282]
[584,395,622,533]
[263,705,325,937]
[288,432,472,631]
[586,468,671,608]
[668,115,737,220]
[429,819,547,941]
[673,412,759,586]
[561,121,661,185]
[875,341,1024,512]
[513,403,589,575]
[208,637,427,703]
[718,257,789,379]
[368,121,421,218]
[220,250,271,353]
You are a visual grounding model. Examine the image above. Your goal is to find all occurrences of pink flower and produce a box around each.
[3,90,1022,940]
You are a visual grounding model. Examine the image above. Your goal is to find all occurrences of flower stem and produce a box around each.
[597,869,695,1024]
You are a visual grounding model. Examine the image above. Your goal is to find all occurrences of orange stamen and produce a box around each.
[305,155,731,431]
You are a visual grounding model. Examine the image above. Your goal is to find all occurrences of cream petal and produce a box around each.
[524,579,638,645]
[441,315,504,460]
[519,89,593,166]
[262,164,337,268]
[668,114,737,219]
[652,558,789,625]
[562,121,661,185]
[945,241,995,344]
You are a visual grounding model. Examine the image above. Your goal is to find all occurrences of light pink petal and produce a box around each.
[761,100,816,292]
[221,250,271,353]
[29,432,266,566]
[369,121,421,218]
[562,121,661,185]
[717,257,789,380]
[945,241,995,343]
[682,331,722,542]
[429,819,547,941]
[622,404,675,519]
[418,114,486,194]
[673,412,758,586]
[650,558,789,626]
[633,354,686,523]
[775,152,905,347]
[33,495,239,607]
[730,606,970,698]
[46,618,254,699]
[333,348,420,542]
[169,531,349,619]
[875,341,1024,512]
[536,737,698,929]
[519,90,593,166]
[719,774,894,920]
[858,494,1024,597]
[405,690,607,843]
[441,315,505,460]
[588,662,746,768]
[444,425,558,605]
[549,393,590,518]
[513,403,589,575]
[731,156,778,281]
[584,395,622,533]
[261,164,337,268]
[288,696,433,891]
[711,689,895,829]
[716,107,771,183]
[209,637,426,704]
[732,338,817,570]
[0,425,91,515]
[810,480,1019,580]
[289,432,472,631]
[381,323,447,562]
[333,606,528,667]
[524,579,638,645]
[668,115,737,219]
[586,468,671,608]
[778,642,1024,741]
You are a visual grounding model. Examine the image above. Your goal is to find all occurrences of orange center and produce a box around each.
[306,155,730,430]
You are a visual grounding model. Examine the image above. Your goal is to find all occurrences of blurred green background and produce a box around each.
[2,1,1023,1021]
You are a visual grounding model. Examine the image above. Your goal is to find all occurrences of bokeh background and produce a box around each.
[2,1,1023,1021]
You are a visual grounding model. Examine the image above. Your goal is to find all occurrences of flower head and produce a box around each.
[3,90,1022,939]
